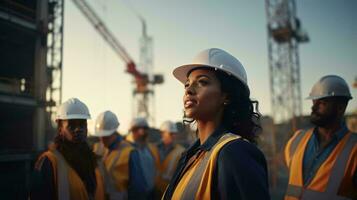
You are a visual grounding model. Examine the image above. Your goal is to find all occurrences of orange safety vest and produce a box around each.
[169,133,242,200]
[284,128,357,200]
[102,140,134,199]
[156,144,185,197]
[35,149,105,200]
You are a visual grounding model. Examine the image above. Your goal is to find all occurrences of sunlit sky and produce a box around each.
[62,0,357,134]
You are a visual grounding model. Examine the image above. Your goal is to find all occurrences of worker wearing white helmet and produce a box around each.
[127,117,160,199]
[163,48,270,199]
[155,121,185,198]
[31,98,105,200]
[284,75,356,200]
[93,111,147,199]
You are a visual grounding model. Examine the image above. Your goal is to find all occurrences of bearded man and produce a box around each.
[284,75,357,200]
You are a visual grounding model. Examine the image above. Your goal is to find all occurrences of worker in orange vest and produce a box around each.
[93,110,147,200]
[155,121,185,197]
[127,117,160,199]
[284,75,357,200]
[30,98,105,200]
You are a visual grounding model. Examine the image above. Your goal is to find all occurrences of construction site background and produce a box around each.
[0,0,356,199]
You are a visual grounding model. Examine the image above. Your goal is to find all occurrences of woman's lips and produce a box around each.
[184,99,197,108]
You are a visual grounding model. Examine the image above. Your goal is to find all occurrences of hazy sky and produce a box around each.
[62,0,357,134]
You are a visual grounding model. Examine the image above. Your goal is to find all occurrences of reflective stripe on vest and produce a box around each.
[171,133,242,200]
[289,130,308,162]
[52,150,71,200]
[284,129,308,168]
[285,131,357,200]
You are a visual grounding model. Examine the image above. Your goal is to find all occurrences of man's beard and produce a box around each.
[310,110,337,127]
[55,135,97,194]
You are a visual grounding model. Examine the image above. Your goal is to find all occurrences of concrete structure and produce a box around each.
[0,0,63,198]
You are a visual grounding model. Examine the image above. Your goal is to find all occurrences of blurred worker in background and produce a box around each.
[284,75,357,200]
[30,98,105,200]
[128,117,160,199]
[93,110,147,200]
[155,120,185,198]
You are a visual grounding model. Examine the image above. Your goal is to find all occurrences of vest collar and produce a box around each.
[185,125,227,157]
[108,134,123,150]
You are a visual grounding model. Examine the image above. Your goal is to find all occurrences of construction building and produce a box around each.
[0,0,63,198]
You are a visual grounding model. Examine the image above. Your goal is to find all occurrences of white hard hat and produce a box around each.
[160,121,178,133]
[307,75,352,100]
[56,98,91,120]
[129,117,149,130]
[173,48,249,93]
[93,111,120,137]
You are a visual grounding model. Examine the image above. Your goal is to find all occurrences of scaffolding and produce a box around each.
[47,0,64,122]
[265,0,309,130]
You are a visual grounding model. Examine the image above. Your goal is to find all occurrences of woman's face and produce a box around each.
[183,69,227,121]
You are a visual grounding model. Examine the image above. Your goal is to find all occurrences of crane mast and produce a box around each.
[72,0,162,124]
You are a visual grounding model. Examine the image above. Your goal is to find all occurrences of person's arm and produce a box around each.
[30,157,56,200]
[128,149,148,199]
[215,140,270,200]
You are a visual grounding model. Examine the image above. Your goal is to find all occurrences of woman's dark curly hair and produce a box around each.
[184,67,261,143]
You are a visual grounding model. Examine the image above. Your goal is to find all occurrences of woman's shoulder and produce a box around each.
[217,138,267,166]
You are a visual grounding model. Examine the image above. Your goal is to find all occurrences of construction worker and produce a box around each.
[162,48,270,199]
[155,121,185,197]
[128,117,160,199]
[93,110,147,200]
[284,75,357,200]
[30,98,105,200]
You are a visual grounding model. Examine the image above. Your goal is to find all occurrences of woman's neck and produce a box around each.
[197,117,222,144]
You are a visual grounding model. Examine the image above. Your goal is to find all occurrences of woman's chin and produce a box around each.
[184,110,195,119]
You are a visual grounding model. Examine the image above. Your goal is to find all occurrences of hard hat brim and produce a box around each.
[94,128,117,137]
[56,114,91,120]
[173,64,249,92]
[306,95,353,100]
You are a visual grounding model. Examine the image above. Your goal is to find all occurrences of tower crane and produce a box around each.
[72,0,162,123]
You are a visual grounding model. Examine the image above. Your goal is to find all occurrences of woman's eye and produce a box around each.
[198,79,208,86]
[184,83,189,88]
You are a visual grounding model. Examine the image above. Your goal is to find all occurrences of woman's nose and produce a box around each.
[185,83,195,95]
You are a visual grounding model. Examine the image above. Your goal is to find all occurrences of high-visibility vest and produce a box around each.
[93,142,108,157]
[169,133,242,200]
[284,128,357,200]
[35,149,105,200]
[102,140,134,199]
[156,144,185,196]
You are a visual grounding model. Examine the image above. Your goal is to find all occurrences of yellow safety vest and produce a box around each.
[169,133,241,200]
[284,128,357,200]
[102,140,134,195]
[35,149,105,200]
[93,142,108,157]
[156,144,185,197]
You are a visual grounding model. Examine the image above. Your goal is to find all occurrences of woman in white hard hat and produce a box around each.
[31,98,105,200]
[162,48,270,200]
